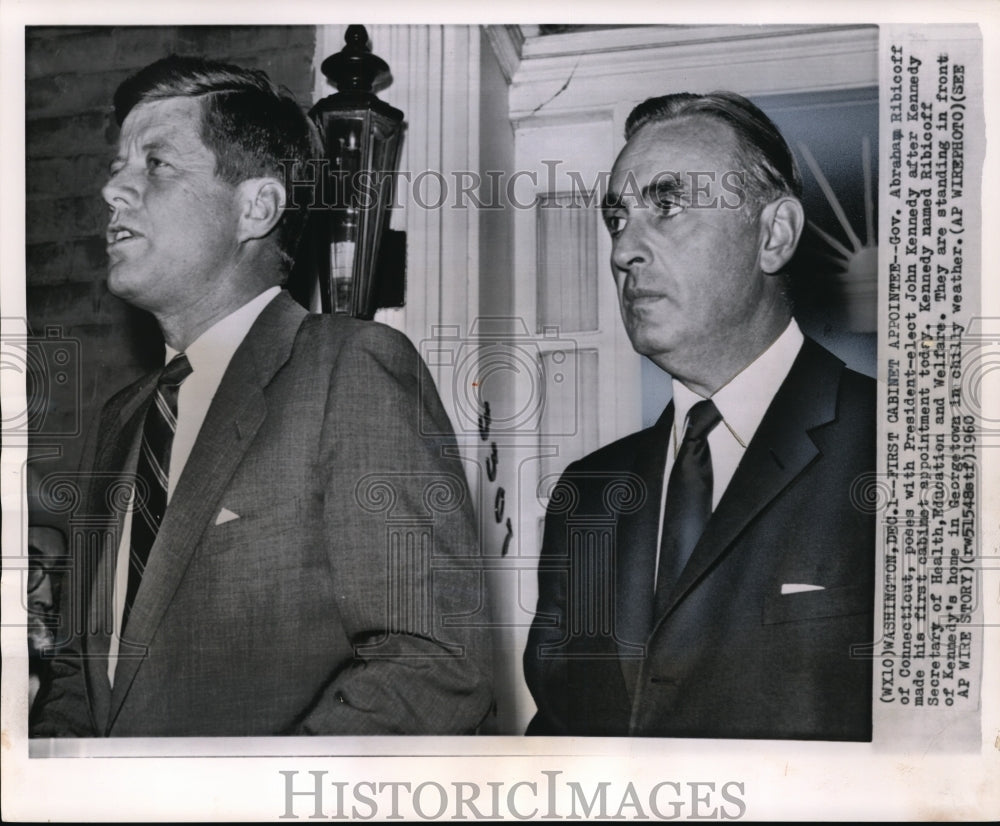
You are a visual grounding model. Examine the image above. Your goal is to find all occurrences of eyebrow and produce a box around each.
[600,191,621,213]
[601,176,687,214]
[141,138,181,156]
[108,137,185,172]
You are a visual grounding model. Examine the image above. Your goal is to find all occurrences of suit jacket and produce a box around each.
[32,292,493,737]
[524,338,875,740]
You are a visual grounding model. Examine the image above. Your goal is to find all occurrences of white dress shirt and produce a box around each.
[108,286,280,683]
[654,320,805,585]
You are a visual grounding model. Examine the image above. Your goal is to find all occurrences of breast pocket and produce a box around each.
[200,493,306,557]
[761,584,872,625]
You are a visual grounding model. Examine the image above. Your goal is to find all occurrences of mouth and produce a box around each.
[624,290,667,304]
[106,225,143,247]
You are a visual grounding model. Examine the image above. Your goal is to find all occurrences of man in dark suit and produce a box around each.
[524,92,875,740]
[31,56,492,737]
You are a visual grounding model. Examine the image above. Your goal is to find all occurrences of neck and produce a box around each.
[155,248,283,351]
[658,309,792,397]
[157,283,278,352]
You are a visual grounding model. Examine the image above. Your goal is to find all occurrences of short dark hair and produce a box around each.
[113,54,320,269]
[625,91,802,213]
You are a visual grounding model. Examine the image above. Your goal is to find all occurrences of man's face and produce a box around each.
[102,96,241,316]
[603,117,772,381]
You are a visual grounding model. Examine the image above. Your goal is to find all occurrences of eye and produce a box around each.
[653,198,684,218]
[146,156,169,173]
[650,184,686,218]
[603,212,627,238]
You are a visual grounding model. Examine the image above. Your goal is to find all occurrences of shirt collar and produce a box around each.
[164,286,281,376]
[670,319,804,448]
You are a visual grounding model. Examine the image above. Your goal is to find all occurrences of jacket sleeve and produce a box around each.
[522,467,577,735]
[292,322,494,734]
[29,636,95,737]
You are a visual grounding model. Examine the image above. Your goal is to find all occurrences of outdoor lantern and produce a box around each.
[309,25,405,318]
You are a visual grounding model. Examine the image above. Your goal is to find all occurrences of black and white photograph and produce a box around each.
[2,1,998,821]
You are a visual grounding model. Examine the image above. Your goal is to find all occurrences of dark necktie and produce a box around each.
[653,398,722,620]
[122,354,192,634]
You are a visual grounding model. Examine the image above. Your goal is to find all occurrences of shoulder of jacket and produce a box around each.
[297,313,415,355]
[565,426,652,474]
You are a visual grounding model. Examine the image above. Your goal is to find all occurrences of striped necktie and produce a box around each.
[122,353,192,634]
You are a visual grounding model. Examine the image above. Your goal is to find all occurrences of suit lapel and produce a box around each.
[655,339,844,621]
[107,292,308,729]
[81,375,157,730]
[615,403,673,698]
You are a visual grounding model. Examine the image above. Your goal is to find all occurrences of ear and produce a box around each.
[757,196,804,274]
[235,177,286,243]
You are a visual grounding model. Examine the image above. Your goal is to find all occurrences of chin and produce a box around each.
[106,265,147,303]
[105,270,129,300]
[627,327,672,358]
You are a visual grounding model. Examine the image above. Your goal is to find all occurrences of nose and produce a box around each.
[610,219,648,275]
[101,165,140,214]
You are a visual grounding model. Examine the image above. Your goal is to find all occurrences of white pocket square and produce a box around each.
[215,507,240,526]
[781,583,826,595]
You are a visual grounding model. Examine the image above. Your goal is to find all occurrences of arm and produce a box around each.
[294,322,493,734]
[29,636,95,738]
[523,471,575,735]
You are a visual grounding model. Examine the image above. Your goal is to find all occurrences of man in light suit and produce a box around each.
[31,56,492,737]
[524,92,875,740]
